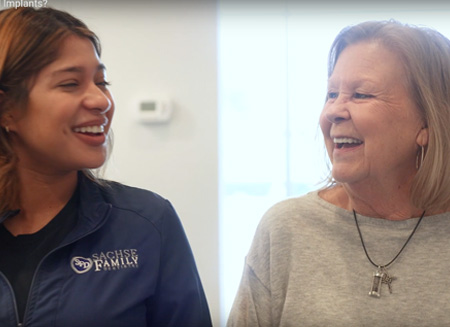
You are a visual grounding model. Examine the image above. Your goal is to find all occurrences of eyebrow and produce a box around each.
[51,64,106,76]
[327,77,376,88]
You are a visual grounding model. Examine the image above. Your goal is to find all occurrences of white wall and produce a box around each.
[48,0,220,324]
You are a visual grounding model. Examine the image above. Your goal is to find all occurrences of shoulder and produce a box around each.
[244,191,329,285]
[258,191,325,230]
[103,181,174,219]
[247,191,324,256]
[103,181,167,208]
[250,189,349,253]
[82,178,178,229]
[246,189,352,276]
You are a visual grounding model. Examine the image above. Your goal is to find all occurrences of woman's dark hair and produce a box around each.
[0,7,103,213]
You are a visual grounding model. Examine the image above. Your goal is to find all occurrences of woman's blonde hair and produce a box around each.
[327,20,450,212]
[0,7,104,213]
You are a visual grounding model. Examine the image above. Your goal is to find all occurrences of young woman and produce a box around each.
[0,7,211,327]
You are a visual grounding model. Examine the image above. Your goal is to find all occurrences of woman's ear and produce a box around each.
[416,126,429,147]
[0,111,16,133]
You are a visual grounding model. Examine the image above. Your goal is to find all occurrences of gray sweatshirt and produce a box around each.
[227,191,450,326]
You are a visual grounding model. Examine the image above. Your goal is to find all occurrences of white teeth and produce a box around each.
[333,137,362,144]
[74,125,105,133]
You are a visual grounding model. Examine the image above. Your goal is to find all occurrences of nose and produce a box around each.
[323,94,351,124]
[82,83,113,114]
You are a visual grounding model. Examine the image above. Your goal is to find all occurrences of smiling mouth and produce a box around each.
[73,125,105,135]
[334,137,363,149]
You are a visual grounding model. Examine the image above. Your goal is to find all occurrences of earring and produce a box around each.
[416,145,425,170]
[4,126,9,133]
[421,145,425,166]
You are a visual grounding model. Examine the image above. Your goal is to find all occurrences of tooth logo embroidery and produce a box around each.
[71,256,94,274]
[70,249,139,274]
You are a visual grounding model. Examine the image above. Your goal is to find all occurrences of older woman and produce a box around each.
[0,7,211,327]
[227,20,450,326]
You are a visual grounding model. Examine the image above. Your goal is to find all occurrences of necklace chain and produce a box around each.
[353,209,426,269]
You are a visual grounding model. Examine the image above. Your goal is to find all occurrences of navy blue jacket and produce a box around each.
[0,174,212,326]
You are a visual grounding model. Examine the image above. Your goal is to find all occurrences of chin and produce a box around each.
[79,157,107,170]
[331,168,362,184]
[86,162,106,170]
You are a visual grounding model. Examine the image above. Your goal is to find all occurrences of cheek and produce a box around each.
[107,107,115,123]
[319,111,331,136]
[107,97,115,121]
[318,113,334,159]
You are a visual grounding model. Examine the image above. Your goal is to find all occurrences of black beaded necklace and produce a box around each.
[353,209,426,297]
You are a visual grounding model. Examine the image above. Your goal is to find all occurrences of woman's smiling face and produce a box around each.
[320,41,427,188]
[7,34,114,175]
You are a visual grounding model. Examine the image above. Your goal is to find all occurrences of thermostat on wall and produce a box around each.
[139,98,173,123]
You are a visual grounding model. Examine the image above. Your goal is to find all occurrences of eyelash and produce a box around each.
[327,92,338,99]
[59,81,111,88]
[97,81,111,87]
[60,82,78,88]
[354,93,373,99]
[326,92,373,100]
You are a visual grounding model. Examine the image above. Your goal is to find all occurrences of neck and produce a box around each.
[4,169,78,236]
[321,182,424,221]
[344,183,424,220]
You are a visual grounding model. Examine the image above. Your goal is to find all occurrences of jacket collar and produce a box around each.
[62,172,112,244]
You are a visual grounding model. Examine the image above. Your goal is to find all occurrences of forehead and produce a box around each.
[328,41,407,88]
[42,35,104,76]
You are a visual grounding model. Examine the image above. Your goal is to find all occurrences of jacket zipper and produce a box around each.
[0,271,21,327]
[20,204,111,326]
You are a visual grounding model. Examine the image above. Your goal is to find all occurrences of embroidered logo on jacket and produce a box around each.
[70,249,139,274]
[71,256,94,274]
